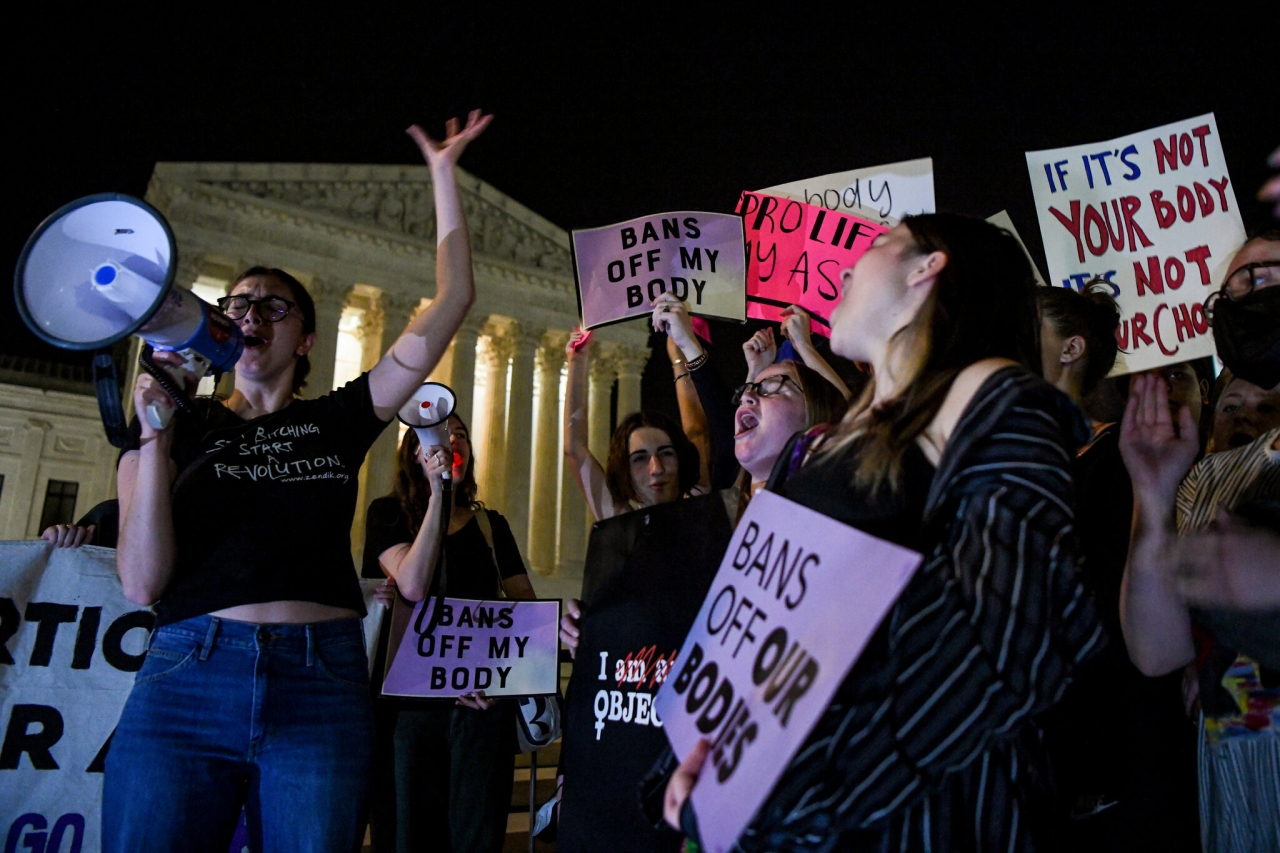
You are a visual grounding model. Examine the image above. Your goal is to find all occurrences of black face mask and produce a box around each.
[1212,285,1280,390]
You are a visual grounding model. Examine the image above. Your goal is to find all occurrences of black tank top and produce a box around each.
[771,432,936,553]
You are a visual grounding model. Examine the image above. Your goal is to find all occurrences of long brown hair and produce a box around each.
[822,213,1041,492]
[604,410,701,506]
[394,415,483,535]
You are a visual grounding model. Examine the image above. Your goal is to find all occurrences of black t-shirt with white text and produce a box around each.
[156,374,390,626]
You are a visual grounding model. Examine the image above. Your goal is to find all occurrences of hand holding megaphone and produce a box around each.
[397,382,457,482]
[138,348,209,430]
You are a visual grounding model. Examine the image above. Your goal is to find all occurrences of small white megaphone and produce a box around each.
[396,382,457,480]
[14,194,244,443]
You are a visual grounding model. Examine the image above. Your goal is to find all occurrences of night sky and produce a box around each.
[9,9,1277,384]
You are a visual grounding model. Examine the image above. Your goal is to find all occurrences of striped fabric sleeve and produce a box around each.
[744,385,1104,847]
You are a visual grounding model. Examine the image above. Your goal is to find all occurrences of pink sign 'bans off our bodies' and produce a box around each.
[382,597,560,699]
[572,211,747,330]
[653,491,922,853]
[736,192,888,337]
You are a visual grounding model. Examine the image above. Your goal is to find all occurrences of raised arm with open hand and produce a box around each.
[781,305,852,399]
[366,111,490,421]
[1118,371,1199,675]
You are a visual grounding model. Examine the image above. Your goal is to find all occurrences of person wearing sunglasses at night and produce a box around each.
[102,110,491,853]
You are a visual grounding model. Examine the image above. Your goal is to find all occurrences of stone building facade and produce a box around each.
[2,161,652,601]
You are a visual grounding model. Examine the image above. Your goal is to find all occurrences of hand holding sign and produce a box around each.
[737,192,888,336]
[742,328,777,383]
[572,211,747,330]
[652,490,922,853]
[652,292,705,362]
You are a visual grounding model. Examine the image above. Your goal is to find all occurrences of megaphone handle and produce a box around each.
[139,348,195,415]
[145,400,175,430]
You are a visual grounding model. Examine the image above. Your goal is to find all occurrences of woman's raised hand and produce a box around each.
[406,110,494,171]
[743,328,777,382]
[651,293,703,361]
[566,327,592,360]
[1119,372,1199,525]
[418,444,451,493]
[780,305,814,349]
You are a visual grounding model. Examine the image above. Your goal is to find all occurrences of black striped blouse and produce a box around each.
[731,368,1105,852]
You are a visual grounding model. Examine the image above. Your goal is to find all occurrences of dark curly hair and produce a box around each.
[604,410,701,506]
[394,415,483,536]
[1037,281,1121,396]
[228,266,317,396]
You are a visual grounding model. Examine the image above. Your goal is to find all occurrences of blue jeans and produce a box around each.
[102,615,374,853]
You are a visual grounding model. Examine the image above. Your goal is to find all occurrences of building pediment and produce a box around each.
[149,161,573,279]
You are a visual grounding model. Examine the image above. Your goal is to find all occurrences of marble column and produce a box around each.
[586,348,618,541]
[587,346,617,469]
[556,360,588,577]
[615,345,648,420]
[502,323,542,557]
[446,316,484,427]
[13,420,51,538]
[304,277,350,398]
[478,327,513,513]
[362,291,422,507]
[527,332,567,576]
[349,299,387,565]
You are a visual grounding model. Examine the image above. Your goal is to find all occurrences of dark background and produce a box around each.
[8,9,1277,404]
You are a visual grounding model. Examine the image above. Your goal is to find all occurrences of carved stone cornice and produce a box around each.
[379,290,424,324]
[150,163,572,280]
[306,277,351,308]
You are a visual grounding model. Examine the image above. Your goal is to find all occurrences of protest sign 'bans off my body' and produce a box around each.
[737,193,888,336]
[1026,113,1245,375]
[382,597,559,698]
[653,491,922,853]
[572,212,746,330]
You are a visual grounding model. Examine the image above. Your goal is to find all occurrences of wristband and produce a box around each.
[685,352,708,372]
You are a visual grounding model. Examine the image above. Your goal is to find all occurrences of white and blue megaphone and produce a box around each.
[13,194,244,444]
[396,382,457,481]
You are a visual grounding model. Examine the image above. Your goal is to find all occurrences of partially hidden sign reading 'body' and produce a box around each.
[572,212,746,330]
[382,597,559,698]
[737,193,888,336]
[652,491,922,853]
[1025,113,1245,375]
[759,157,936,226]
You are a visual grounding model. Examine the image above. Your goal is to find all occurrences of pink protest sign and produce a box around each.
[382,597,560,698]
[652,491,922,853]
[736,192,888,337]
[571,211,746,330]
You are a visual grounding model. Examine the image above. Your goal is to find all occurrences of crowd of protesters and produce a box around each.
[31,118,1279,853]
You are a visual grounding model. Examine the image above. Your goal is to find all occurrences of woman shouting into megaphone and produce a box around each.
[103,110,491,853]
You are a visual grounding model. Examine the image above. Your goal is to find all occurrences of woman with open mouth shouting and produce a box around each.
[103,110,491,853]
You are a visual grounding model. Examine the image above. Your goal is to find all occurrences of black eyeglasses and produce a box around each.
[216,295,296,322]
[732,374,800,405]
[1220,261,1280,301]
